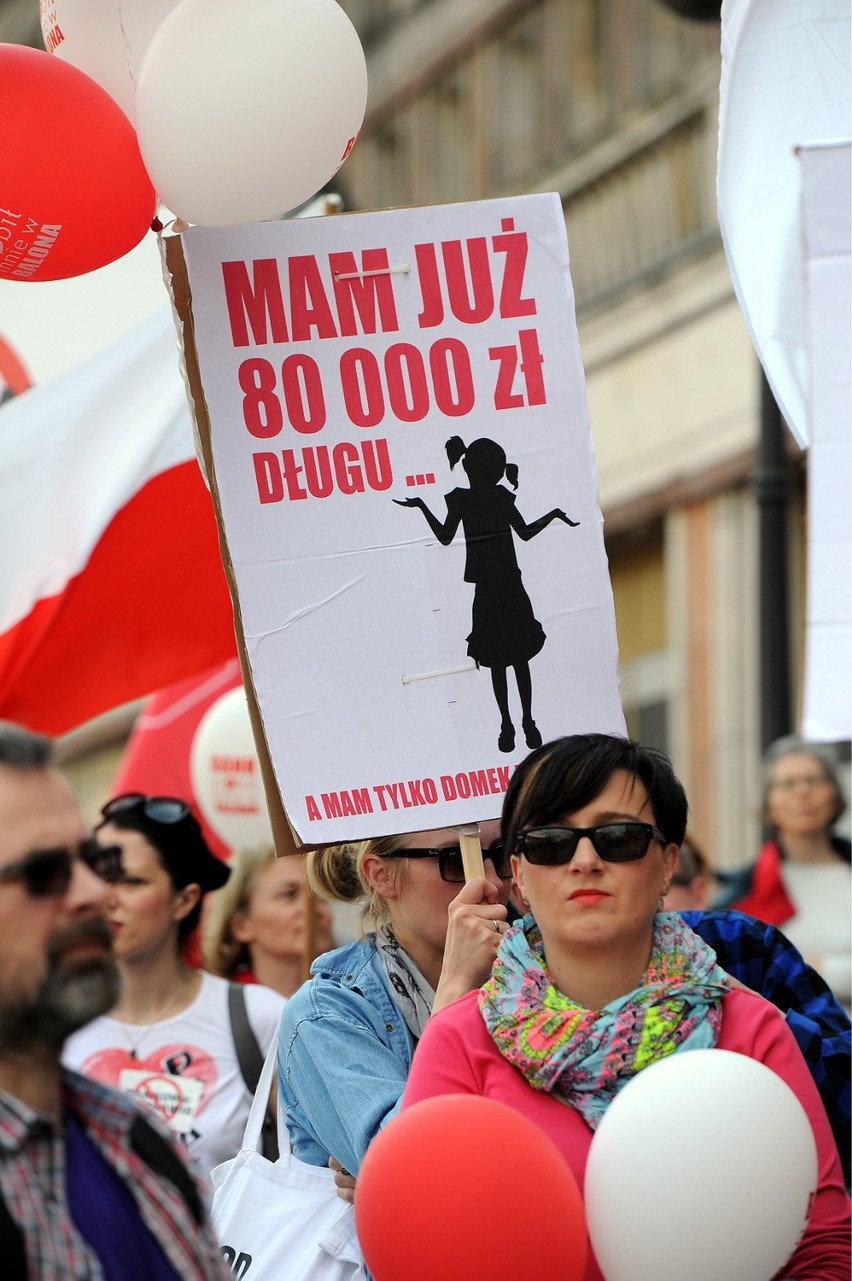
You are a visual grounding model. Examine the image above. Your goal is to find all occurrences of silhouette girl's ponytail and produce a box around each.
[445,436,467,469]
[446,435,518,489]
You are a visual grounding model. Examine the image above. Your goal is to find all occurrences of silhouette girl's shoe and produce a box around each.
[498,722,515,753]
[523,718,542,749]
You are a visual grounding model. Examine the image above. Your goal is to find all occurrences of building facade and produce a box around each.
[336,0,809,865]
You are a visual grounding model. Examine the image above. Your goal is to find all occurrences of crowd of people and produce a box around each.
[0,718,849,1279]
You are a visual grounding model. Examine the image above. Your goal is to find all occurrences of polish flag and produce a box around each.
[0,307,237,736]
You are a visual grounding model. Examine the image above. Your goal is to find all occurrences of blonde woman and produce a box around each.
[204,846,334,997]
[277,823,512,1177]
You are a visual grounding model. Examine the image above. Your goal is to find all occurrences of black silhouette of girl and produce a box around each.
[394,435,578,754]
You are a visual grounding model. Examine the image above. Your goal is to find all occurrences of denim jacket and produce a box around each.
[277,936,415,1176]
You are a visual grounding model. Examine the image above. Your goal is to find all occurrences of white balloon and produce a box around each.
[40,0,181,119]
[135,0,368,226]
[585,1049,818,1281]
[190,686,274,851]
[718,0,852,447]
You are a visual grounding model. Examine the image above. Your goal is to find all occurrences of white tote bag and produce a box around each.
[210,1037,366,1281]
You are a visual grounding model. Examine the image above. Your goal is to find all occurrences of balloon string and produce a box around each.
[111,0,136,93]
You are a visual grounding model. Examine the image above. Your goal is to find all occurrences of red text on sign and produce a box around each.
[415,219,537,328]
[222,249,400,347]
[253,439,393,503]
[340,339,475,428]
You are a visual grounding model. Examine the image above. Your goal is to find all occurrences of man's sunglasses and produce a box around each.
[516,822,668,865]
[388,844,513,884]
[101,794,191,826]
[0,839,123,898]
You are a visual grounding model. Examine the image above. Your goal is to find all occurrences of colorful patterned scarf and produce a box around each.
[478,911,731,1130]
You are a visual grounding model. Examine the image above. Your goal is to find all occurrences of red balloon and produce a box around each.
[0,44,156,282]
[355,1096,588,1281]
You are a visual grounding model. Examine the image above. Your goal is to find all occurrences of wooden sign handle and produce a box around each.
[456,824,485,881]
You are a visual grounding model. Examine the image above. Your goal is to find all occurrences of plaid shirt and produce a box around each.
[0,1070,228,1281]
[683,909,851,1186]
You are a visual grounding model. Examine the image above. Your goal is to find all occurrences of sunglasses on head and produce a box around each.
[516,822,668,865]
[100,794,191,826]
[389,843,513,884]
[0,839,123,898]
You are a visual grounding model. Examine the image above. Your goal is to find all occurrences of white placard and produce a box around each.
[181,195,624,842]
[800,142,851,743]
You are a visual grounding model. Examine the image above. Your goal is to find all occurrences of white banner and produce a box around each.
[800,142,851,743]
[182,195,624,842]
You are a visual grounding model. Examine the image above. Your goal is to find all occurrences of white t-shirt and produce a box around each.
[63,971,285,1184]
[781,861,852,1009]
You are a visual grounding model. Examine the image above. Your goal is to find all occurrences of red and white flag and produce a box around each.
[0,307,237,735]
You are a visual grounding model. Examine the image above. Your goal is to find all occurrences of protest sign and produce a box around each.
[175,194,624,843]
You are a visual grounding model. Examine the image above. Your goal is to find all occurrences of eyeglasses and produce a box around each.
[100,794,191,825]
[388,844,513,884]
[0,839,123,898]
[768,775,830,792]
[516,822,668,865]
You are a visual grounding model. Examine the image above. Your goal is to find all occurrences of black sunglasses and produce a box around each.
[516,822,668,865]
[0,839,123,898]
[388,844,513,884]
[101,794,191,826]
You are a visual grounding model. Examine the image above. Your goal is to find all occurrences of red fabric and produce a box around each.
[733,840,797,927]
[404,987,852,1281]
[0,460,237,735]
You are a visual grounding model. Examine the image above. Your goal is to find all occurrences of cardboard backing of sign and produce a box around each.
[163,232,303,857]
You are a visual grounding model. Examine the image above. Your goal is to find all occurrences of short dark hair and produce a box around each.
[501,733,688,856]
[0,722,54,770]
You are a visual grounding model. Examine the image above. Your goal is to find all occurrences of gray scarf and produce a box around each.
[376,925,435,1041]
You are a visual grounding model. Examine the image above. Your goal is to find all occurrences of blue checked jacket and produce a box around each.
[683,909,851,1186]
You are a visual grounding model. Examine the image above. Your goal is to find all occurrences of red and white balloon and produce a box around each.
[0,43,156,282]
[190,686,273,853]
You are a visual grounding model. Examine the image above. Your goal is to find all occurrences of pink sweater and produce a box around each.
[403,987,850,1280]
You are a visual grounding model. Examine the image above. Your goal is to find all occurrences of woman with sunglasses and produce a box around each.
[404,735,850,1279]
[277,821,512,1179]
[63,793,285,1187]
